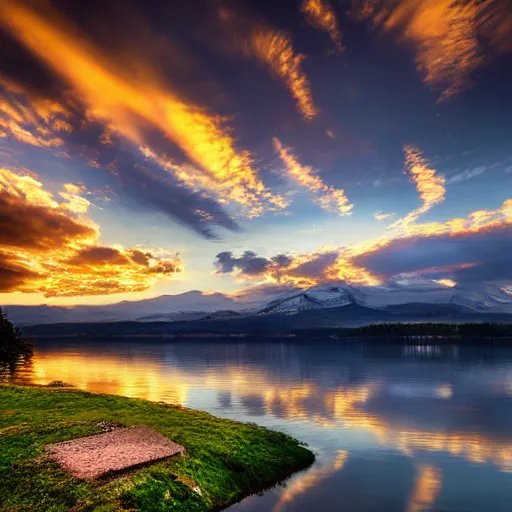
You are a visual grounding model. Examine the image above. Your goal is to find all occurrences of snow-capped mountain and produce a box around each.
[4,291,244,326]
[259,284,352,315]
[3,287,287,326]
[5,281,512,326]
[258,281,512,316]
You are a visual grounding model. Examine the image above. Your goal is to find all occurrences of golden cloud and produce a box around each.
[0,76,70,148]
[139,146,289,218]
[326,197,512,286]
[0,0,285,217]
[0,168,182,297]
[273,138,353,215]
[358,0,512,100]
[249,28,317,120]
[389,145,446,230]
[221,146,511,288]
[301,0,344,52]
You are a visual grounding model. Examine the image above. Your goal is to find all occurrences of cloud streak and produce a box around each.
[389,145,445,230]
[215,195,512,289]
[0,75,71,149]
[358,0,512,100]
[0,0,285,218]
[273,138,353,215]
[374,211,395,221]
[249,28,318,120]
[301,0,344,52]
[0,77,242,238]
[215,148,512,289]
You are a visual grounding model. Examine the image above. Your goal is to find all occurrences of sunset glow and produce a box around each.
[0,0,510,304]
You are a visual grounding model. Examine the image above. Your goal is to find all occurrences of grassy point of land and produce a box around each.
[0,385,314,512]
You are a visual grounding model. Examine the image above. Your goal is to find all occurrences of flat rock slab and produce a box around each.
[46,426,185,480]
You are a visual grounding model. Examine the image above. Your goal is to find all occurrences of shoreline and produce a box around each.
[23,333,512,346]
[0,385,315,512]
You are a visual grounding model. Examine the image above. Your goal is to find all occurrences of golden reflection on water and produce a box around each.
[407,465,442,512]
[23,350,512,474]
[272,451,348,512]
[30,353,189,405]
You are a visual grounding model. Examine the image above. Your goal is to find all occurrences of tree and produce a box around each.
[0,307,32,359]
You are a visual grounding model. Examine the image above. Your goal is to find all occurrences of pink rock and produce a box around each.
[46,426,185,480]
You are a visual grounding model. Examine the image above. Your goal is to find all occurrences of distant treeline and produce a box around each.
[296,322,512,338]
[21,318,512,341]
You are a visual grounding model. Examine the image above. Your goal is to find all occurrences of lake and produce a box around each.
[3,339,512,511]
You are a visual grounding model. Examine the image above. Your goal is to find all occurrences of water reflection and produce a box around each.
[407,465,442,512]
[0,352,33,384]
[5,340,512,511]
[273,451,348,512]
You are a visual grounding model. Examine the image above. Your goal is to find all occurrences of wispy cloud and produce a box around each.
[0,0,285,217]
[273,138,353,215]
[0,76,71,149]
[374,211,395,221]
[446,166,487,184]
[389,145,446,230]
[216,147,512,288]
[249,28,318,120]
[301,0,344,52]
[0,168,182,297]
[445,160,506,184]
[216,168,512,289]
[0,79,242,239]
[329,197,512,285]
[358,0,512,100]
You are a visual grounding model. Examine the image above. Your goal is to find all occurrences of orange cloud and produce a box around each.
[223,195,512,288]
[249,28,317,120]
[325,197,512,285]
[140,146,289,218]
[273,138,353,215]
[0,0,285,217]
[216,146,511,288]
[434,278,457,288]
[359,0,512,100]
[301,0,344,52]
[0,76,70,148]
[389,145,446,230]
[0,168,182,297]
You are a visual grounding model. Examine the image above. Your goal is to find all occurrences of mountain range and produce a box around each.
[5,281,512,330]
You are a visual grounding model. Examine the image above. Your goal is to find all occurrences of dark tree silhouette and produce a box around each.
[0,307,32,360]
[295,322,512,340]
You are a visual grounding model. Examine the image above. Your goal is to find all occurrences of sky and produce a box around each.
[0,0,511,306]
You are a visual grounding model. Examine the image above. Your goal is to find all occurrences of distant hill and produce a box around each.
[8,281,512,330]
[22,302,512,338]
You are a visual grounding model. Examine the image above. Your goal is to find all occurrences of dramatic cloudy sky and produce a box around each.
[1,0,512,305]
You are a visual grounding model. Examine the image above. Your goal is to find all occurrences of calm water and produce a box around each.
[3,339,512,512]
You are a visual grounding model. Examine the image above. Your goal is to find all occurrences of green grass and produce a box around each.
[0,385,314,511]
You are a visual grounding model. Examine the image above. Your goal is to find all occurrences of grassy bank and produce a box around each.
[0,385,314,512]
